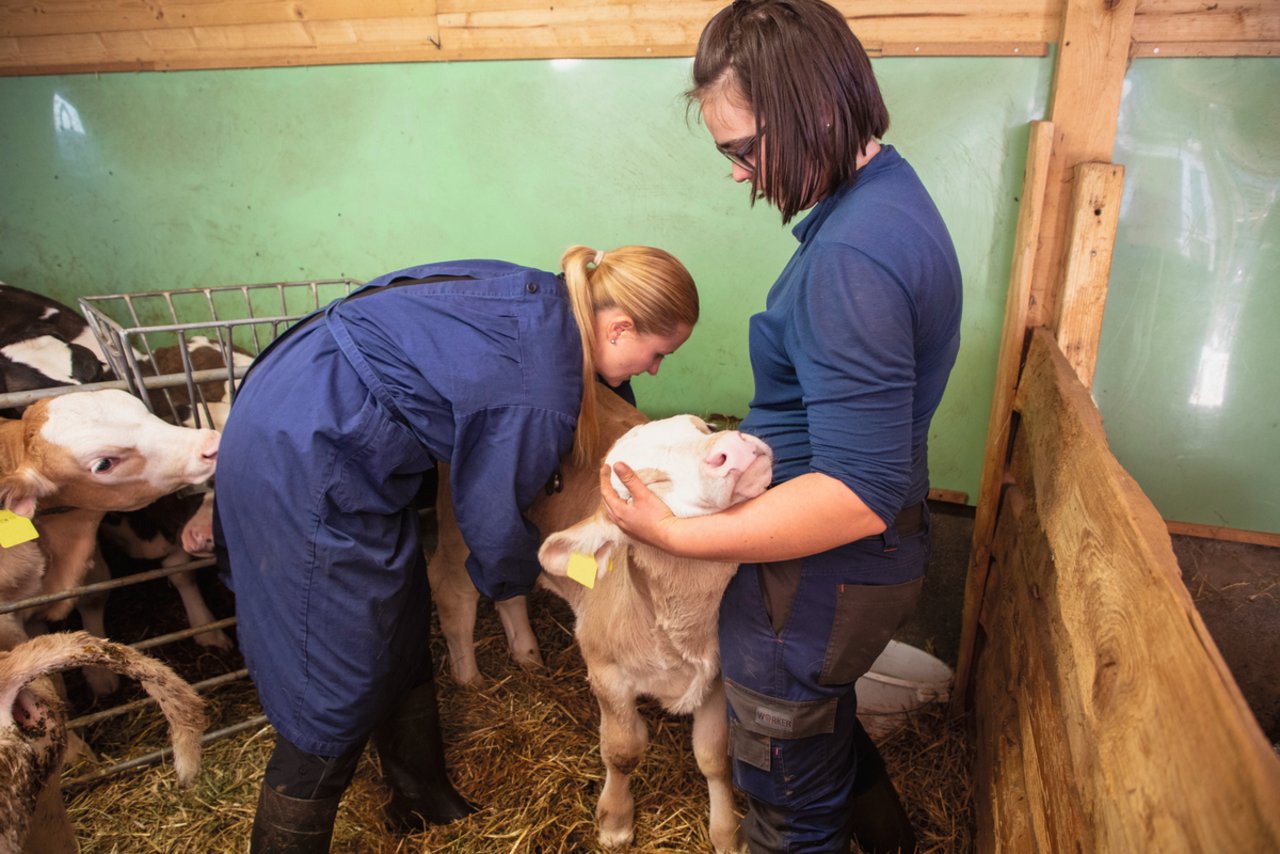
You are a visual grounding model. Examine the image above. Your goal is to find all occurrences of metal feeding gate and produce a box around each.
[0,278,359,787]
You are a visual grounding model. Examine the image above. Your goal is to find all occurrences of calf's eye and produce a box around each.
[91,458,115,474]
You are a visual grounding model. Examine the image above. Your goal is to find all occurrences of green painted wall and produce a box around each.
[0,57,1049,507]
[4,56,1274,530]
[1096,59,1280,534]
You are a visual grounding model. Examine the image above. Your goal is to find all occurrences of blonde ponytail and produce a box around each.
[560,244,699,467]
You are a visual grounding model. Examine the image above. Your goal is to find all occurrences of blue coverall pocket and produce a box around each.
[329,406,432,516]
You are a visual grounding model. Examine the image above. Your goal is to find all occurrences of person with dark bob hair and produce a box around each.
[601,1,963,851]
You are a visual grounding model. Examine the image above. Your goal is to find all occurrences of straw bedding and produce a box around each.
[62,582,974,853]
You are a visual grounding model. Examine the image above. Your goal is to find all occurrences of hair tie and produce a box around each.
[592,250,605,267]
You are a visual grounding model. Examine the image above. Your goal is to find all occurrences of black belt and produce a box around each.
[857,500,926,548]
[892,501,926,538]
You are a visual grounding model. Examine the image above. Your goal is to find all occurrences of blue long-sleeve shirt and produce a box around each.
[741,145,961,579]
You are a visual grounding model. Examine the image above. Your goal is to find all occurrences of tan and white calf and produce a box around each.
[0,622,206,854]
[0,390,220,693]
[537,414,771,852]
[428,389,646,687]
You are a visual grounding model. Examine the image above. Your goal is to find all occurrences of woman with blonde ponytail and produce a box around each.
[559,244,699,467]
[214,244,697,853]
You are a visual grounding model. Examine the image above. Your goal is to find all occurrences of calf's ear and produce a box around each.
[539,515,620,583]
[0,468,54,518]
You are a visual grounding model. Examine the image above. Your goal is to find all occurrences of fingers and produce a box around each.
[598,464,625,523]
[612,460,637,486]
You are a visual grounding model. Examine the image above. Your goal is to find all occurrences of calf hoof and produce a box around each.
[713,828,748,854]
[596,803,635,851]
[194,629,234,650]
[597,825,635,850]
[512,647,545,671]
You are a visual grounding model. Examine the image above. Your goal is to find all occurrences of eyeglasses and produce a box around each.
[717,127,765,172]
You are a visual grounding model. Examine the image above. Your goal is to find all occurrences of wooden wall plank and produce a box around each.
[1134,0,1280,43]
[1166,520,1280,548]
[0,0,1275,75]
[1053,161,1124,389]
[1132,40,1280,57]
[969,328,1280,851]
[0,1,436,38]
[0,17,444,74]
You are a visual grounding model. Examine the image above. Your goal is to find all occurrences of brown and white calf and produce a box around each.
[90,337,249,651]
[143,336,252,430]
[0,620,206,854]
[537,414,771,852]
[0,390,220,693]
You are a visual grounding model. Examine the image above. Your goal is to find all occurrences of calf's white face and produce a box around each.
[603,415,773,516]
[540,415,772,583]
[2,390,220,515]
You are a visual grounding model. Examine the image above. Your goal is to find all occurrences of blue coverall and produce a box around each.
[216,260,583,757]
[722,146,963,851]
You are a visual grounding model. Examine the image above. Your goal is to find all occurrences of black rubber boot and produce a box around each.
[846,764,917,854]
[249,784,342,854]
[372,678,478,832]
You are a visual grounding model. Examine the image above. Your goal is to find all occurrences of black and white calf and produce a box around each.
[0,285,109,417]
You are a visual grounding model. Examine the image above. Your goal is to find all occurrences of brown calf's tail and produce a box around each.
[0,631,206,785]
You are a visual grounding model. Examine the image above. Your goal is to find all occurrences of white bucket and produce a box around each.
[855,640,954,738]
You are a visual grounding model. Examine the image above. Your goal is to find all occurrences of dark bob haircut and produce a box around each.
[687,0,890,223]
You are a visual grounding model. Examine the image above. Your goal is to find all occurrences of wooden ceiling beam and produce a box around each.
[1,0,1275,76]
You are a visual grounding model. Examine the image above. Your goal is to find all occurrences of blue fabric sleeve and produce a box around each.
[789,245,915,526]
[450,405,578,601]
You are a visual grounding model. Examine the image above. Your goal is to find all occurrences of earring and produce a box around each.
[610,338,618,345]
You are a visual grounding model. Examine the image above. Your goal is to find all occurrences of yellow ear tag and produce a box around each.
[566,552,598,589]
[0,510,39,548]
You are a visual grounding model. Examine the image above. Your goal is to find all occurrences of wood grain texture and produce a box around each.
[1053,161,1123,389]
[0,0,1275,75]
[1026,0,1134,330]
[970,328,1280,851]
[954,120,1054,708]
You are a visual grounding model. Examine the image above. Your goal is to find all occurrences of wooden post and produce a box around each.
[1054,162,1125,388]
[1027,0,1136,330]
[956,0,1136,709]
[953,121,1055,707]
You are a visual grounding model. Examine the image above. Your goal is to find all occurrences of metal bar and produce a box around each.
[131,617,237,652]
[0,366,251,410]
[61,715,270,790]
[0,558,215,616]
[68,668,250,729]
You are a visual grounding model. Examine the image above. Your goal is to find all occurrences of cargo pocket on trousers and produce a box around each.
[724,679,839,772]
[817,577,924,687]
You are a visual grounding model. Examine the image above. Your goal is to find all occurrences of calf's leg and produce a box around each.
[71,550,119,697]
[427,470,486,686]
[162,552,233,650]
[426,549,483,686]
[692,682,746,854]
[593,687,647,849]
[493,595,543,670]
